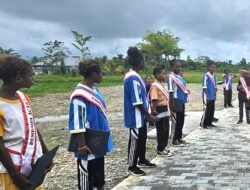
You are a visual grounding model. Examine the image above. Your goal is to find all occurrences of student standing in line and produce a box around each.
[200,61,217,129]
[68,59,113,190]
[223,69,237,108]
[0,55,51,190]
[237,69,250,124]
[124,47,158,176]
[168,60,190,145]
[150,66,173,156]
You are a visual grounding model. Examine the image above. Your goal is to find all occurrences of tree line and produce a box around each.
[0,29,249,75]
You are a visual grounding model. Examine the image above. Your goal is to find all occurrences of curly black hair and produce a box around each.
[0,55,32,83]
[127,47,144,68]
[78,59,101,78]
[153,65,165,78]
[207,60,216,67]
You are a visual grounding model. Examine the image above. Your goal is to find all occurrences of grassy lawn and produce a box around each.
[1,71,233,97]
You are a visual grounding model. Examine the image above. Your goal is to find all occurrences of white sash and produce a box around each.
[70,86,107,118]
[169,73,189,94]
[15,91,37,176]
[206,72,216,87]
[124,69,149,110]
[151,82,169,100]
[240,77,250,99]
[124,69,146,91]
[224,75,232,90]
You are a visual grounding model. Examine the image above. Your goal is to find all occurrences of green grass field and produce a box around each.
[10,71,231,97]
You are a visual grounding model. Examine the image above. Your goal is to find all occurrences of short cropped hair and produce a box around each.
[78,59,101,78]
[0,55,32,83]
[153,65,165,78]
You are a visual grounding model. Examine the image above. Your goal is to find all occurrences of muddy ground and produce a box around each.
[34,84,238,189]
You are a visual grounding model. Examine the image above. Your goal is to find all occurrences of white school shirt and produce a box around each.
[0,97,43,173]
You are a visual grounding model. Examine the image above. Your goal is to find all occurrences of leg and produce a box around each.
[244,100,250,122]
[228,90,233,106]
[173,112,181,141]
[171,112,177,139]
[201,100,211,127]
[77,159,89,190]
[128,128,139,169]
[178,111,185,140]
[138,125,147,162]
[224,88,228,107]
[239,100,244,121]
[164,117,170,148]
[89,157,105,190]
[207,100,214,126]
[156,118,165,152]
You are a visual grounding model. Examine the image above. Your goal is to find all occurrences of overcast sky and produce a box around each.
[1,0,250,62]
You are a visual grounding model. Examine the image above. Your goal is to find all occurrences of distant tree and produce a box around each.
[195,56,210,65]
[240,58,247,66]
[71,31,92,60]
[138,29,184,68]
[0,47,20,57]
[42,40,71,73]
[30,56,39,64]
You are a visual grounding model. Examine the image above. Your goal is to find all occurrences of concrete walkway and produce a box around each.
[112,106,250,190]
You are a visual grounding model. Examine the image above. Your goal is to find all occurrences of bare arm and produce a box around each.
[37,130,48,154]
[0,137,30,188]
[136,104,159,123]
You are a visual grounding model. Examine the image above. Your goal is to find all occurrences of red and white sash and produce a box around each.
[124,69,149,110]
[169,72,190,102]
[240,77,250,99]
[9,91,37,176]
[224,75,232,90]
[70,85,107,118]
[124,69,146,91]
[151,81,169,101]
[206,72,216,87]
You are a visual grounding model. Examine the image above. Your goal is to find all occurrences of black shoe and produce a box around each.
[128,167,146,176]
[203,126,210,129]
[209,124,217,127]
[237,120,243,124]
[247,121,250,124]
[138,160,157,168]
[178,139,188,144]
[228,105,234,108]
[224,105,228,108]
[213,118,219,122]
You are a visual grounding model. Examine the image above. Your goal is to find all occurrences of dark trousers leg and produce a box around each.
[245,101,250,122]
[177,110,185,140]
[128,128,139,169]
[174,112,183,141]
[228,90,232,106]
[138,124,147,162]
[156,117,169,152]
[239,100,244,121]
[202,100,212,126]
[208,100,215,125]
[224,88,229,106]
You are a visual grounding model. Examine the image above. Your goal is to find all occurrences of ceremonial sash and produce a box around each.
[151,82,169,101]
[224,75,232,90]
[240,77,250,99]
[206,72,216,87]
[169,73,190,102]
[124,69,146,92]
[124,69,149,109]
[9,91,37,176]
[70,85,107,118]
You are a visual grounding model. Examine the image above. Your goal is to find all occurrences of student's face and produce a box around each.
[209,64,216,73]
[157,70,167,82]
[173,62,181,74]
[145,76,153,83]
[17,68,34,88]
[179,69,184,76]
[93,70,103,83]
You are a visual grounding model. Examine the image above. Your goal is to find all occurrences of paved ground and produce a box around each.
[113,104,250,190]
